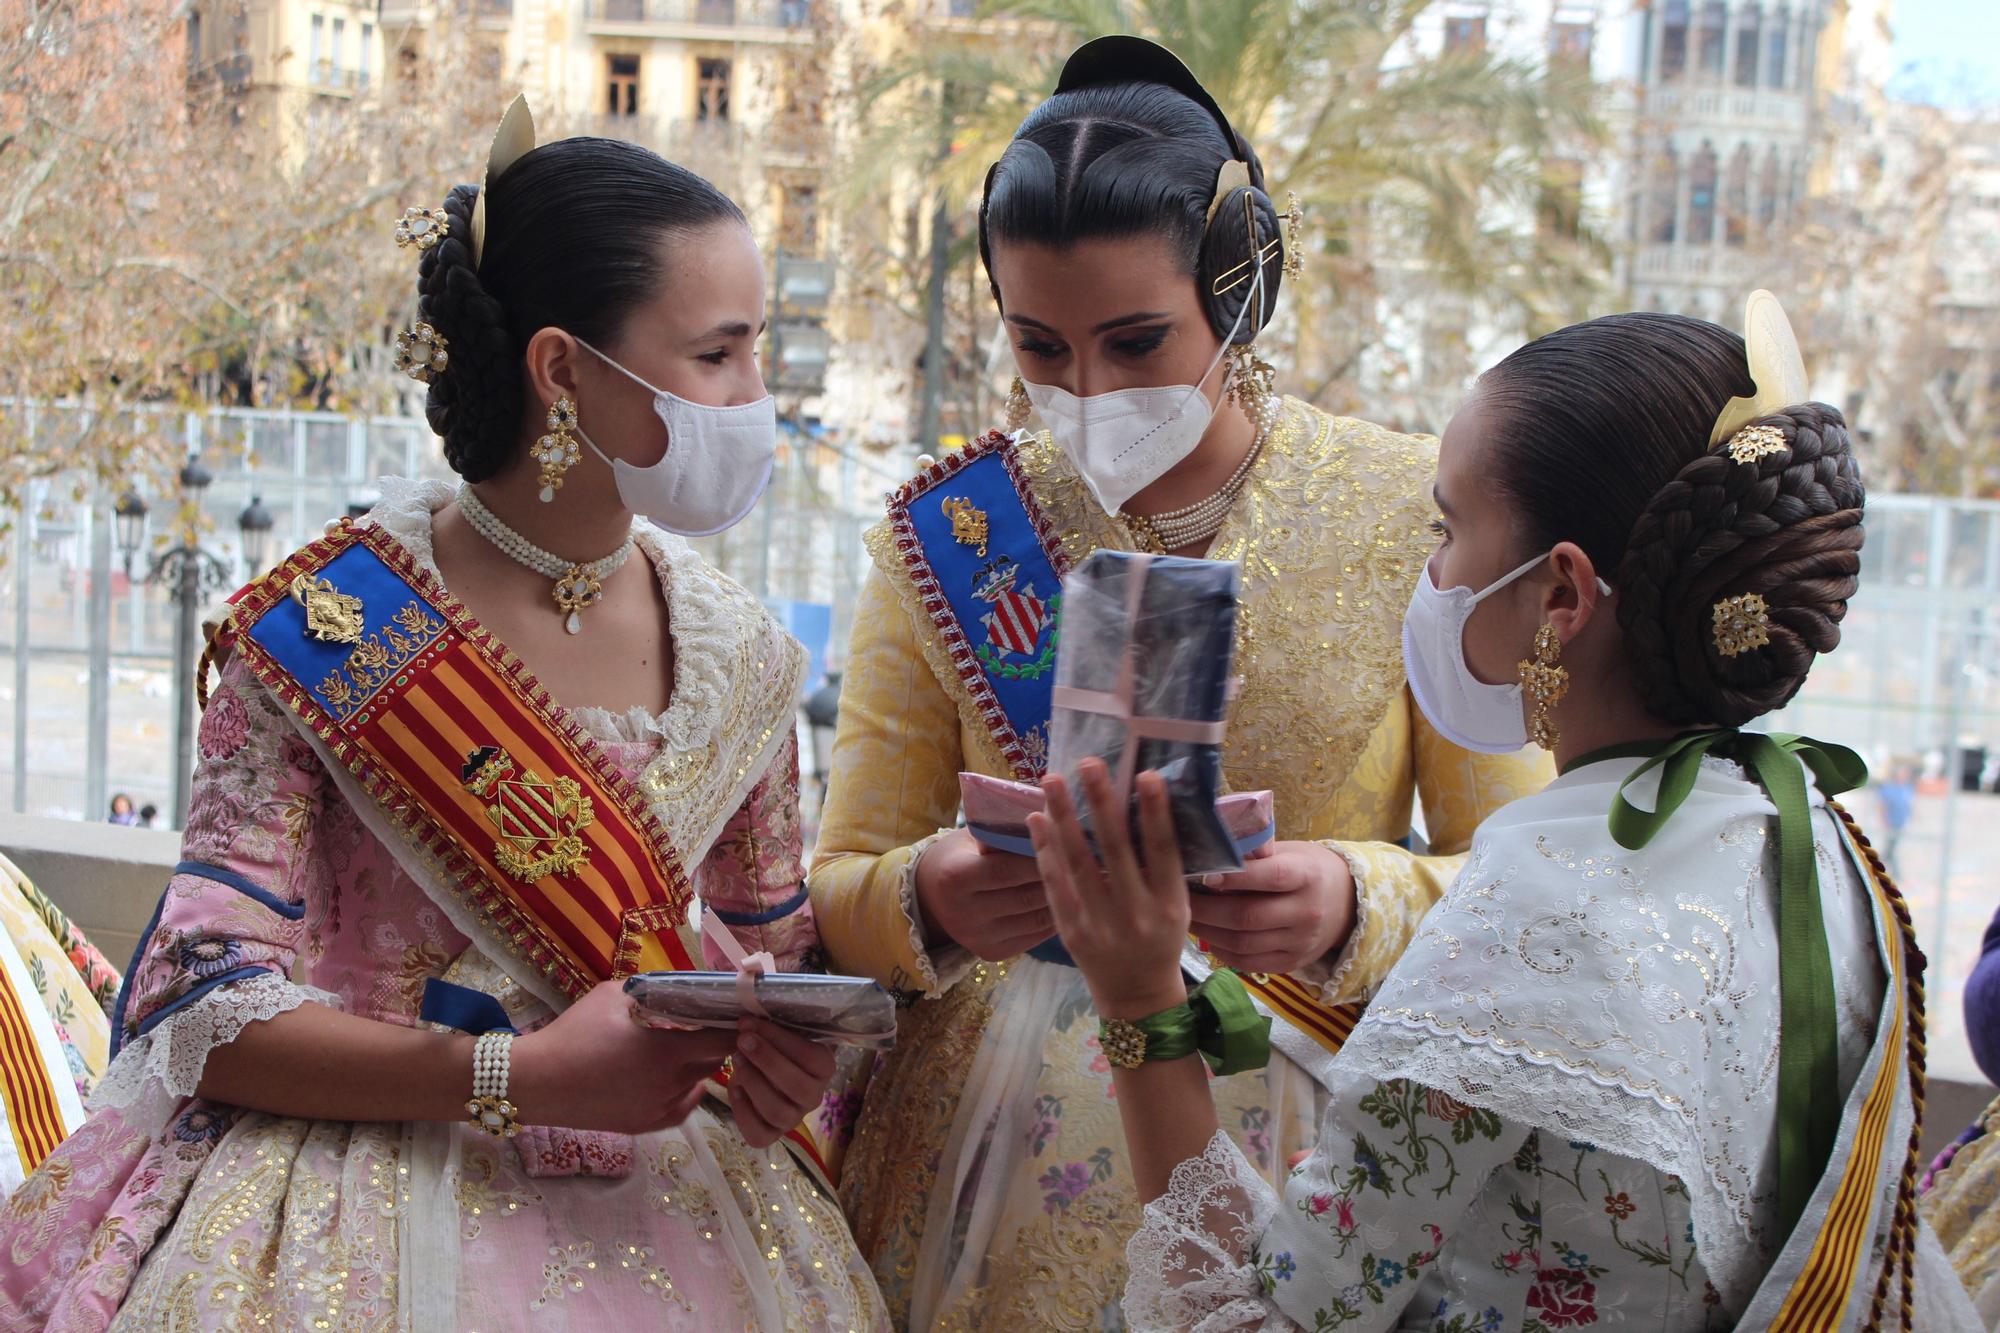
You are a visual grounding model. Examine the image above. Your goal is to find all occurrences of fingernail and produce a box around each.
[1202,874,1221,889]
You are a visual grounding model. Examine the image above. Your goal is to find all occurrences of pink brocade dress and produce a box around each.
[0,482,885,1332]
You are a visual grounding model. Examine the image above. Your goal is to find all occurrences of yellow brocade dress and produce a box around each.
[808,400,1549,1330]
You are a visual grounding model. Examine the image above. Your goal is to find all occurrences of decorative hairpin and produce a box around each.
[394,323,450,383]
[394,206,450,251]
[1709,289,1810,448]
[471,96,537,269]
[1712,593,1771,658]
[1281,191,1305,280]
[1726,424,1788,466]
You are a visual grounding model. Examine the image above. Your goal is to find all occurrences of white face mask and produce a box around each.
[575,339,777,537]
[1021,266,1258,514]
[1401,551,1612,754]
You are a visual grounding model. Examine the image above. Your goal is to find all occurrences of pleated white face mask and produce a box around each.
[1401,552,1612,754]
[576,339,777,537]
[1021,265,1257,514]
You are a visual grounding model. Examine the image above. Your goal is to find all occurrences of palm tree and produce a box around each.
[838,0,1610,436]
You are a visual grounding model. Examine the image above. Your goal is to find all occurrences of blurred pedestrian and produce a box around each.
[1875,759,1916,874]
[106,793,138,827]
[137,804,159,830]
[1918,903,2000,1324]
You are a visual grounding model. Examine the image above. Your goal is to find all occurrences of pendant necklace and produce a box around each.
[455,484,635,635]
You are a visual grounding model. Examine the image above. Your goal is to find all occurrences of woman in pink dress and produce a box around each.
[0,104,884,1331]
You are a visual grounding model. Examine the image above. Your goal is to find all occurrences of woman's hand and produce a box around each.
[729,1017,838,1148]
[1188,842,1356,975]
[913,827,1053,961]
[512,980,738,1136]
[1029,760,1189,1021]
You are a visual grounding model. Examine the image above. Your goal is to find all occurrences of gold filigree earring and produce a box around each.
[1224,343,1279,437]
[1004,376,1032,432]
[1518,624,1570,752]
[532,396,581,503]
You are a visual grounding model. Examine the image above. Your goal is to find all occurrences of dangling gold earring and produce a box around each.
[533,396,581,503]
[1004,376,1031,432]
[1224,343,1279,437]
[1518,624,1570,752]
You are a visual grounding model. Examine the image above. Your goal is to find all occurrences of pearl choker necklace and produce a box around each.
[1124,419,1272,554]
[455,485,635,635]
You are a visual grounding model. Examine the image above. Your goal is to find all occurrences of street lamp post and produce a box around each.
[237,496,274,580]
[115,456,247,829]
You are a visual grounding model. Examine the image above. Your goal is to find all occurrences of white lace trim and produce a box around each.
[1308,841,1370,1005]
[567,703,670,745]
[898,830,976,995]
[363,478,732,754]
[1123,1129,1286,1333]
[90,972,336,1117]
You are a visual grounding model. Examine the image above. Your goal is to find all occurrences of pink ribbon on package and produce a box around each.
[700,909,775,1019]
[1049,553,1230,804]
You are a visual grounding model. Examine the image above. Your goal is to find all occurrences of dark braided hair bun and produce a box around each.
[406,136,744,481]
[1615,404,1864,727]
[416,184,516,480]
[1478,312,1865,732]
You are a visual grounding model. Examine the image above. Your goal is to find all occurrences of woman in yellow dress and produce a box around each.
[807,37,1547,1329]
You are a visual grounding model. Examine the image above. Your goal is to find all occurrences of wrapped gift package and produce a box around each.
[1039,549,1248,877]
[960,771,1274,864]
[625,972,898,1049]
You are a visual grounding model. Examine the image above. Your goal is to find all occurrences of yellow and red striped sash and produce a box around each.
[1236,970,1362,1057]
[227,521,701,998]
[0,928,77,1177]
[221,522,833,1184]
[1768,806,1925,1332]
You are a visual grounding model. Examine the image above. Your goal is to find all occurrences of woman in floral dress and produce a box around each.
[0,109,883,1330]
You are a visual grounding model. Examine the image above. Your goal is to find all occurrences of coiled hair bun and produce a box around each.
[1477,312,1866,731]
[401,136,744,481]
[978,38,1286,344]
[1615,404,1864,727]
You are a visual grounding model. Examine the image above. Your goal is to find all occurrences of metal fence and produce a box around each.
[0,403,905,825]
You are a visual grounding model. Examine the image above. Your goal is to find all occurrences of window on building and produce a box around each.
[308,13,324,84]
[359,21,372,89]
[187,9,203,75]
[1658,0,1689,81]
[1537,157,1585,239]
[1443,16,1487,56]
[606,53,639,116]
[1724,144,1751,244]
[1735,7,1762,87]
[1696,2,1726,80]
[696,0,736,21]
[697,57,731,121]
[1650,145,1680,243]
[1765,6,1790,89]
[782,181,820,251]
[1549,20,1592,69]
[331,15,344,82]
[1758,146,1782,230]
[1688,141,1718,243]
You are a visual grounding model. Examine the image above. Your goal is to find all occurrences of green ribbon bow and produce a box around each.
[1566,729,1868,1244]
[1129,969,1273,1076]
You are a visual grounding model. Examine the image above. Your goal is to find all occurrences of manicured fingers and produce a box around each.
[1190,923,1301,957]
[728,1079,781,1147]
[731,1057,810,1138]
[1135,772,1185,892]
[972,883,1051,919]
[1028,811,1085,927]
[1079,760,1144,889]
[1188,892,1298,935]
[1039,775,1103,892]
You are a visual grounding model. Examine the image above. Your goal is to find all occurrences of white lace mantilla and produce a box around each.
[91,972,337,1119]
[1327,753,1886,1308]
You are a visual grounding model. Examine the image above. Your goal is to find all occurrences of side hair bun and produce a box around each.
[1614,403,1865,728]
[415,183,520,481]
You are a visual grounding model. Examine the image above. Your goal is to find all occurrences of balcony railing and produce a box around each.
[583,0,811,28]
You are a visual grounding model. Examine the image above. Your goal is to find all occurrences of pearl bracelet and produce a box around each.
[466,1031,521,1138]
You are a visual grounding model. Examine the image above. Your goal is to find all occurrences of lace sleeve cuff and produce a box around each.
[1122,1129,1293,1333]
[1297,842,1370,1005]
[896,830,977,996]
[92,971,336,1117]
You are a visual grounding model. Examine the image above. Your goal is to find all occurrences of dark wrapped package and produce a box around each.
[1048,550,1243,877]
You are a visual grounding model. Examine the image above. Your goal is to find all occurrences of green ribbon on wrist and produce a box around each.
[1565,728,1868,1246]
[1105,969,1272,1076]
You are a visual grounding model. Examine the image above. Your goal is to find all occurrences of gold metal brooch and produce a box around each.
[1712,592,1772,658]
[394,206,450,251]
[394,323,450,383]
[1726,424,1788,466]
